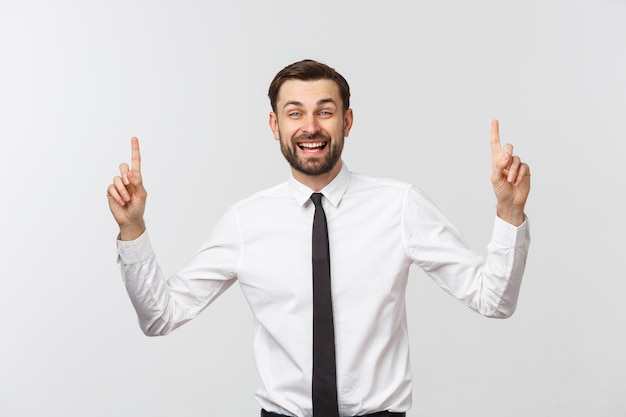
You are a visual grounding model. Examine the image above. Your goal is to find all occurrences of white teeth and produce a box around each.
[300,142,325,148]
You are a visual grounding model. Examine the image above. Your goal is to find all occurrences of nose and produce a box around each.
[301,113,321,136]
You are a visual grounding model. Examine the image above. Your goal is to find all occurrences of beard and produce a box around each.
[279,132,344,176]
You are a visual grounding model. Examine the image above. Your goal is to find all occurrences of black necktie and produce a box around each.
[310,193,339,417]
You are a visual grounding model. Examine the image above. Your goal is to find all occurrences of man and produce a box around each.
[107,59,530,417]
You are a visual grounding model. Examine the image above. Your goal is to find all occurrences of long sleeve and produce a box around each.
[402,186,530,318]
[116,208,241,335]
[112,167,531,416]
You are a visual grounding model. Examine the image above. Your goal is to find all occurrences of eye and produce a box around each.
[288,111,302,118]
[319,110,332,117]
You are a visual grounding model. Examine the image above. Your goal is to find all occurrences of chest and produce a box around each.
[235,201,408,307]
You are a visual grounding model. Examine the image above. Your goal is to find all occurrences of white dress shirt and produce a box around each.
[117,163,530,417]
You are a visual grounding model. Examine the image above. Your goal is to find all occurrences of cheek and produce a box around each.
[277,121,298,138]
[332,122,346,138]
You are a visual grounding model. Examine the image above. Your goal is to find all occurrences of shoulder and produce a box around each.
[348,171,415,195]
[347,170,436,210]
[228,181,293,213]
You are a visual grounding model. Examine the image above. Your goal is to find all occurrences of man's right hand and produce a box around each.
[107,137,147,241]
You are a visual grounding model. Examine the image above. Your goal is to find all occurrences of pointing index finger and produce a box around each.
[131,137,141,173]
[490,119,502,156]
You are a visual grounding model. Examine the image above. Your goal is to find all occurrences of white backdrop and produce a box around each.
[1,1,625,416]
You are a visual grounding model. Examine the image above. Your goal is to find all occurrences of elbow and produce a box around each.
[139,317,174,337]
[476,286,520,318]
[484,304,517,319]
[489,311,514,320]
[141,327,163,337]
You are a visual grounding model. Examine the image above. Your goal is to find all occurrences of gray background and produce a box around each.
[1,0,624,416]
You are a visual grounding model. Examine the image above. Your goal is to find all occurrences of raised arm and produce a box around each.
[107,137,147,240]
[490,120,530,226]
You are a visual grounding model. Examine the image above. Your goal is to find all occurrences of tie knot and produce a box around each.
[310,192,324,207]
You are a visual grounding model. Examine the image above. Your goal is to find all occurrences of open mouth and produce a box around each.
[297,142,327,153]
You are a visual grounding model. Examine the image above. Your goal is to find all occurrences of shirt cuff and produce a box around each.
[116,230,153,265]
[492,215,530,247]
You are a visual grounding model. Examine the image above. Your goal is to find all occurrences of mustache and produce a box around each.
[293,133,331,142]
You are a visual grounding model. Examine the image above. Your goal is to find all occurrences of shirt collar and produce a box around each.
[288,162,351,207]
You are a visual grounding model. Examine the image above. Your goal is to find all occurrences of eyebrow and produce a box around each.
[282,98,338,110]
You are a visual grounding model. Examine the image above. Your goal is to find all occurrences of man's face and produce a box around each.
[269,79,353,180]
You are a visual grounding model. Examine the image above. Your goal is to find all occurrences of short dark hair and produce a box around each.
[268,59,351,113]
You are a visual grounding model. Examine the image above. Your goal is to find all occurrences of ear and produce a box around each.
[343,108,354,137]
[269,112,280,141]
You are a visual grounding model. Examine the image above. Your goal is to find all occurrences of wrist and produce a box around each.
[119,221,146,241]
[496,205,525,227]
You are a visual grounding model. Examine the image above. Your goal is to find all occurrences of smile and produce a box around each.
[298,142,327,151]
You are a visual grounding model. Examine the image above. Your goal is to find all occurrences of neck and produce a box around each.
[292,161,342,192]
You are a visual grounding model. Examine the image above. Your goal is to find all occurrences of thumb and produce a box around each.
[494,151,511,171]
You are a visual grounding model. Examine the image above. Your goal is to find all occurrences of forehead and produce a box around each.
[276,79,342,108]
